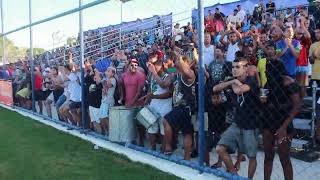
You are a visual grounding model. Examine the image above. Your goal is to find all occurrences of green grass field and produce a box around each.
[0,107,179,180]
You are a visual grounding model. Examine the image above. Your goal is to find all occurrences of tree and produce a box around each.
[67,37,77,46]
[0,35,44,64]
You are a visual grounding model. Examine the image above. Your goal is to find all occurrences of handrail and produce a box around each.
[2,0,108,36]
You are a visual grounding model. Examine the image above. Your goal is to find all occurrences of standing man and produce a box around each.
[236,5,246,24]
[213,57,260,179]
[162,51,196,160]
[204,32,215,66]
[266,0,276,15]
[121,59,146,146]
[135,43,149,75]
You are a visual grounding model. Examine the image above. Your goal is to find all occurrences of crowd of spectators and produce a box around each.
[1,0,320,179]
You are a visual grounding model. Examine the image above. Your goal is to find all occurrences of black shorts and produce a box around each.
[53,89,64,103]
[164,105,193,135]
[42,90,52,100]
[69,101,81,110]
[35,90,44,101]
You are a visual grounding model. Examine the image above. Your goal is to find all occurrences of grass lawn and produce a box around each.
[0,107,179,180]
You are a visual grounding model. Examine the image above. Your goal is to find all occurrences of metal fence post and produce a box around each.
[312,81,318,147]
[63,46,66,63]
[197,0,205,169]
[119,1,122,49]
[1,0,5,65]
[29,0,36,112]
[79,0,86,130]
[100,31,103,58]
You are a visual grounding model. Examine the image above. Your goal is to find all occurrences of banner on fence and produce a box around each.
[0,80,13,106]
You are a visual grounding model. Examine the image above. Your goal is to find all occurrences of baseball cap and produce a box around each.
[130,58,139,65]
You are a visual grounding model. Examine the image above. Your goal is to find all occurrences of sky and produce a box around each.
[0,0,237,50]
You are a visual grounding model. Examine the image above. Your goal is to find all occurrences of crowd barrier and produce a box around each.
[0,80,13,106]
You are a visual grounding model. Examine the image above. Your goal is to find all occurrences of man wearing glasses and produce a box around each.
[121,58,146,146]
[212,56,259,179]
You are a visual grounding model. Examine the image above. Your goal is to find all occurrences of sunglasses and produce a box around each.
[130,64,138,68]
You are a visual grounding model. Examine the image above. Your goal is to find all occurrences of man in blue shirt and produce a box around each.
[276,26,301,77]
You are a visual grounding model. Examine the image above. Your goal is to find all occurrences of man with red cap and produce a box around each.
[120,58,146,146]
[121,58,146,107]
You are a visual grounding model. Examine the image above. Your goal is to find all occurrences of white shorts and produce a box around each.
[147,104,172,135]
[47,92,54,102]
[147,118,165,135]
[89,106,101,123]
[99,102,112,119]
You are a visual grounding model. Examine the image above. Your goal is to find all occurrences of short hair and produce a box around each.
[229,31,237,36]
[166,50,180,62]
[107,67,116,74]
[265,41,276,49]
[233,57,248,63]
[215,46,225,52]
[64,64,72,71]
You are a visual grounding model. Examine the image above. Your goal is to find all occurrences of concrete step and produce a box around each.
[293,118,312,130]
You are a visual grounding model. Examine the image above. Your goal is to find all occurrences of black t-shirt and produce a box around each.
[86,75,102,108]
[231,77,260,130]
[309,4,320,26]
[266,2,275,13]
[207,60,232,88]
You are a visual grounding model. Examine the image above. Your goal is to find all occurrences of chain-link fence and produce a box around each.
[1,0,320,180]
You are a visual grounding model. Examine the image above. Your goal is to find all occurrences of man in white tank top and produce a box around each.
[220,28,242,62]
[204,32,215,66]
[141,59,173,150]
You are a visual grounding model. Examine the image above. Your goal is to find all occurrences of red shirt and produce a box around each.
[34,74,43,91]
[205,19,215,33]
[297,38,311,66]
[122,71,146,106]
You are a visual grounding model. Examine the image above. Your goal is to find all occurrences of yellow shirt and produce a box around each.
[16,87,31,98]
[310,42,320,80]
[257,58,267,87]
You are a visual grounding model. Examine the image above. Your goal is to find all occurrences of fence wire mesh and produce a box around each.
[1,0,320,180]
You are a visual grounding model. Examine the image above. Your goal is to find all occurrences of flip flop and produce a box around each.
[164,151,173,156]
[211,162,222,168]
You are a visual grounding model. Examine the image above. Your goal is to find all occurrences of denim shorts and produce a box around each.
[218,123,259,158]
[55,95,66,109]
